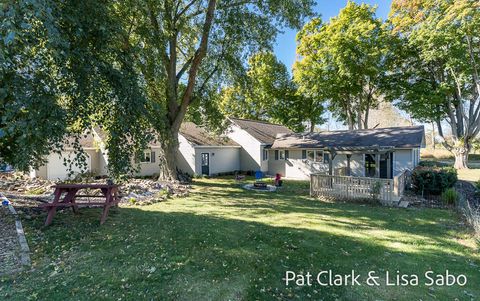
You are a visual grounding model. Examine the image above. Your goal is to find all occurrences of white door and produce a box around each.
[46,152,91,180]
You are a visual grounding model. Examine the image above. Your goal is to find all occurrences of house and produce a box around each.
[226,118,293,173]
[176,122,240,176]
[30,119,425,182]
[31,122,240,180]
[269,126,425,180]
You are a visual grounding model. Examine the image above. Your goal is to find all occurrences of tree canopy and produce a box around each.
[1,0,150,175]
[389,0,480,168]
[2,0,315,179]
[294,1,394,130]
[219,52,319,132]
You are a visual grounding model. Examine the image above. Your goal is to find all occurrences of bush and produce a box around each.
[441,188,459,205]
[475,180,480,197]
[418,160,449,168]
[411,166,458,195]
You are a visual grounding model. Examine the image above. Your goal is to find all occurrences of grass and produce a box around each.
[1,178,479,300]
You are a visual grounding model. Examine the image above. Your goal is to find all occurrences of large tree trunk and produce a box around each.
[158,130,179,181]
[452,143,470,170]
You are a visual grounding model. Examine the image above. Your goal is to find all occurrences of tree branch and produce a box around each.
[172,0,217,132]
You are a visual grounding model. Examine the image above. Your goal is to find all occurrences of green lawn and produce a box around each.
[1,178,479,300]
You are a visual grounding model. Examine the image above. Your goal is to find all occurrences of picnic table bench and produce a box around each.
[40,184,120,226]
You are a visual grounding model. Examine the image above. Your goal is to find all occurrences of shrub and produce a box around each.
[418,160,449,168]
[370,181,383,201]
[475,180,480,197]
[441,188,459,205]
[411,166,457,195]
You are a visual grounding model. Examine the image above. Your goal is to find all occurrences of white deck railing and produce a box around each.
[310,172,408,203]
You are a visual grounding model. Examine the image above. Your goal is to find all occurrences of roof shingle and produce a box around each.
[180,122,238,146]
[271,126,425,149]
[229,118,293,144]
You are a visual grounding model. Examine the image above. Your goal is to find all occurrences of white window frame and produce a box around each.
[140,150,152,163]
[305,149,324,163]
[279,150,285,160]
[263,149,268,161]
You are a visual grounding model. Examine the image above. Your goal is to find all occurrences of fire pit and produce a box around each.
[243,183,277,192]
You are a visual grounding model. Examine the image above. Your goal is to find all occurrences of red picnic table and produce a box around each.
[40,184,121,226]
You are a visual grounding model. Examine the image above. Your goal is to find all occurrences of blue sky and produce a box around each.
[274,0,392,69]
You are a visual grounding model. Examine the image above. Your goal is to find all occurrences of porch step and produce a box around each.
[398,200,410,208]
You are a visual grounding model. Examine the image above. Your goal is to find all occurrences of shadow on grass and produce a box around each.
[2,195,479,300]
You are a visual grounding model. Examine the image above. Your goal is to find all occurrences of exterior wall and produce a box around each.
[260,146,269,172]
[98,150,109,176]
[268,149,330,180]
[194,147,240,175]
[135,147,161,177]
[226,124,262,172]
[176,135,196,175]
[35,149,100,180]
[394,149,414,176]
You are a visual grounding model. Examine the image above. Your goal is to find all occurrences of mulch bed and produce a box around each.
[0,205,22,275]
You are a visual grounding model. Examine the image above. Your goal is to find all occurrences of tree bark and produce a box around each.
[158,130,179,182]
[309,120,315,133]
[452,143,471,170]
[155,0,217,182]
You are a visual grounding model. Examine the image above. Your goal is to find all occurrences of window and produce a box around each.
[263,149,268,161]
[323,152,330,164]
[307,150,315,161]
[305,149,324,163]
[140,151,156,163]
[275,150,288,160]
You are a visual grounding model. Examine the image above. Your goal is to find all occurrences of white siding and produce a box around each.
[44,151,93,180]
[194,147,240,175]
[176,135,196,175]
[135,147,161,177]
[394,149,413,176]
[268,149,330,180]
[226,124,263,172]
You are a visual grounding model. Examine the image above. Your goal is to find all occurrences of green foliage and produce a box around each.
[294,2,394,130]
[411,166,458,195]
[219,52,319,131]
[370,181,383,200]
[388,0,480,162]
[26,187,47,195]
[1,0,151,177]
[441,188,459,205]
[418,160,449,168]
[475,180,480,197]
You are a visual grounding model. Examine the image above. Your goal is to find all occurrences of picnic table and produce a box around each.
[40,184,120,226]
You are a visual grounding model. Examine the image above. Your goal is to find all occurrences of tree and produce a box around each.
[294,1,393,130]
[389,0,480,169]
[116,1,315,180]
[219,52,319,132]
[1,0,150,176]
[2,1,314,180]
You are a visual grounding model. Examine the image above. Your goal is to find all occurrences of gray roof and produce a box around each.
[271,126,425,149]
[180,122,238,147]
[229,118,293,144]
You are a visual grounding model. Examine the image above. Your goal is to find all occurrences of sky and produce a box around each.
[274,0,392,70]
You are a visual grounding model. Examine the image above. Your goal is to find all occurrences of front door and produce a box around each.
[201,153,209,175]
